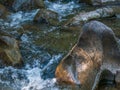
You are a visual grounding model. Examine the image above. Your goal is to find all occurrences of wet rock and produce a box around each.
[12,0,45,11]
[41,54,62,79]
[80,0,120,6]
[115,71,120,89]
[33,9,59,26]
[0,0,15,8]
[55,21,120,90]
[97,70,115,90]
[0,30,23,66]
[0,4,10,19]
[65,6,120,26]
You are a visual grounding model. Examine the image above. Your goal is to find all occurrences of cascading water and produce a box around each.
[0,0,81,90]
[45,0,80,16]
[8,9,39,27]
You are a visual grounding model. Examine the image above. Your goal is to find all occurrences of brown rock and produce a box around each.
[0,0,15,8]
[0,31,23,66]
[55,21,120,90]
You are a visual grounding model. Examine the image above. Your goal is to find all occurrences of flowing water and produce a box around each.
[0,0,82,90]
[0,0,120,90]
[45,0,80,16]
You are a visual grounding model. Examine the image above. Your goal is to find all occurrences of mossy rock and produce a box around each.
[0,30,23,66]
[34,9,59,26]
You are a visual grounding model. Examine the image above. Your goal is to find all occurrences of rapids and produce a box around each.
[0,0,81,90]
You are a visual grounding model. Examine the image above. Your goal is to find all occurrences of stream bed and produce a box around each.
[0,0,120,90]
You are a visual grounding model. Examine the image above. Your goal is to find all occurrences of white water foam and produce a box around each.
[0,54,62,90]
[22,54,62,90]
[45,0,80,16]
[8,9,39,27]
[22,67,56,90]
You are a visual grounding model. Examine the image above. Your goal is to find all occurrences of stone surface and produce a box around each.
[12,0,45,11]
[55,21,120,90]
[96,70,115,90]
[65,6,120,27]
[0,4,10,19]
[81,0,120,6]
[115,71,120,89]
[0,0,15,8]
[34,9,59,26]
[0,30,23,66]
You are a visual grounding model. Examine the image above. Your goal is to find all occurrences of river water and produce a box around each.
[0,0,120,90]
[0,0,82,90]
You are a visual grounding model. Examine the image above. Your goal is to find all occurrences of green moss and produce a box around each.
[34,29,79,54]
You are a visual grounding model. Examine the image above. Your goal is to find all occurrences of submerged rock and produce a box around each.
[81,0,120,6]
[12,0,45,11]
[0,0,15,8]
[33,9,59,26]
[65,6,120,27]
[0,30,23,66]
[55,21,120,90]
[0,4,10,19]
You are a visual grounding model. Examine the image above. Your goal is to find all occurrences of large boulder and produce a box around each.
[0,30,23,66]
[55,21,120,90]
[80,0,120,6]
[65,6,120,27]
[33,9,59,26]
[12,0,45,11]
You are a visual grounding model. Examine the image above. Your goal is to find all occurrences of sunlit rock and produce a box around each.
[65,6,120,27]
[0,30,23,66]
[81,0,120,6]
[12,0,45,11]
[33,9,59,26]
[55,21,120,90]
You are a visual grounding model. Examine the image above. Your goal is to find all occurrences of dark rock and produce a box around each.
[34,9,59,26]
[98,70,115,88]
[0,0,15,8]
[115,71,120,89]
[12,0,45,11]
[80,0,120,6]
[0,4,10,19]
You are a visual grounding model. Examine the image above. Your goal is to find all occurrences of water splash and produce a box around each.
[0,54,62,90]
[0,67,28,90]
[8,9,39,27]
[0,0,80,90]
[45,0,80,16]
[22,67,57,90]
